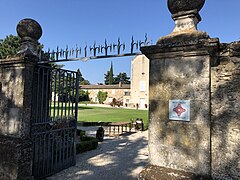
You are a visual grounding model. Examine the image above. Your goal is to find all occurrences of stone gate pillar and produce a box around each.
[0,19,42,180]
[140,0,219,179]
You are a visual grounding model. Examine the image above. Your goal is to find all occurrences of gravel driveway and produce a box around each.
[47,128,148,180]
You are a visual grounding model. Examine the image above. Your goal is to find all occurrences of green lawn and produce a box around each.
[78,106,149,129]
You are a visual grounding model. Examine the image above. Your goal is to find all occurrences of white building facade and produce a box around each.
[129,55,149,109]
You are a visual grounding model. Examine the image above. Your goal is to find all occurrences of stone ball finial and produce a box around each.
[168,0,205,15]
[16,18,42,41]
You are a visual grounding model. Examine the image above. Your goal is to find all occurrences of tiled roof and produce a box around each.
[80,84,130,89]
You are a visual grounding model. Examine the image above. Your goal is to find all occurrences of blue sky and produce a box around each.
[1,0,240,84]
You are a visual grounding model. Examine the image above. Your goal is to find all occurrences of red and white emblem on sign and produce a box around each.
[169,100,190,121]
[173,103,186,117]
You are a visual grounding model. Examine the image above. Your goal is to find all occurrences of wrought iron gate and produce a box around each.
[30,34,150,179]
[31,65,79,179]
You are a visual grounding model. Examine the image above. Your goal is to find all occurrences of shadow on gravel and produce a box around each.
[47,131,148,180]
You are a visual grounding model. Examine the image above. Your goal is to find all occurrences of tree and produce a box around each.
[104,62,114,85]
[104,71,111,85]
[0,35,20,59]
[114,72,130,84]
[0,34,44,59]
[97,91,108,104]
[104,71,110,85]
[109,62,114,84]
[79,90,89,101]
[80,80,90,85]
[78,70,90,85]
[104,62,130,85]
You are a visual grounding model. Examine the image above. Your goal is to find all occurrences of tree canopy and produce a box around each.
[104,62,114,85]
[0,34,43,59]
[78,70,90,85]
[0,35,20,59]
[104,62,130,85]
[114,72,130,84]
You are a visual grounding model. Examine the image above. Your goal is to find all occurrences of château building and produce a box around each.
[80,55,149,109]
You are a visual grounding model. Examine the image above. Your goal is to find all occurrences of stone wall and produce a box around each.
[211,42,240,180]
[80,84,130,104]
[148,55,211,175]
[0,57,36,180]
[141,39,240,179]
[141,36,219,177]
[0,136,32,180]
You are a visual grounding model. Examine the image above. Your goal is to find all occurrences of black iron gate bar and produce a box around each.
[50,67,80,121]
[31,65,80,179]
[31,65,80,123]
[39,34,152,63]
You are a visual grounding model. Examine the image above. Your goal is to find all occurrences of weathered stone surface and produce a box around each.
[148,99,211,174]
[0,58,35,137]
[0,57,36,180]
[143,39,240,179]
[141,5,239,178]
[157,31,210,45]
[165,0,206,38]
[16,18,42,41]
[0,136,18,180]
[142,36,216,176]
[16,18,42,57]
[211,44,240,180]
[149,57,210,101]
[167,0,205,14]
[139,165,211,180]
[0,136,33,180]
[0,18,42,180]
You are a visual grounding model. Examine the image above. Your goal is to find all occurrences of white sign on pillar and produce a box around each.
[169,100,190,121]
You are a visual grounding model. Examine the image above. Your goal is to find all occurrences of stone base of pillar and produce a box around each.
[0,136,33,180]
[157,31,209,46]
[138,165,212,180]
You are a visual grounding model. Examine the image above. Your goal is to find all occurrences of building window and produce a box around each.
[142,58,145,75]
[140,98,146,108]
[124,92,130,96]
[112,90,115,95]
[140,81,146,92]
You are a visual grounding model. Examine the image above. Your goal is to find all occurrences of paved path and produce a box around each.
[47,130,148,180]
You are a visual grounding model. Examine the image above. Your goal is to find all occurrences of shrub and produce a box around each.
[80,136,96,141]
[76,129,86,137]
[76,137,98,154]
[97,91,108,104]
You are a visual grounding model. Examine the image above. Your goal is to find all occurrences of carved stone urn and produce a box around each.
[167,0,205,34]
[16,18,42,56]
[17,18,42,41]
[168,0,205,15]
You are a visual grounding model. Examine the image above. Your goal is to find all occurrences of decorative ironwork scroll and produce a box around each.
[39,34,152,63]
